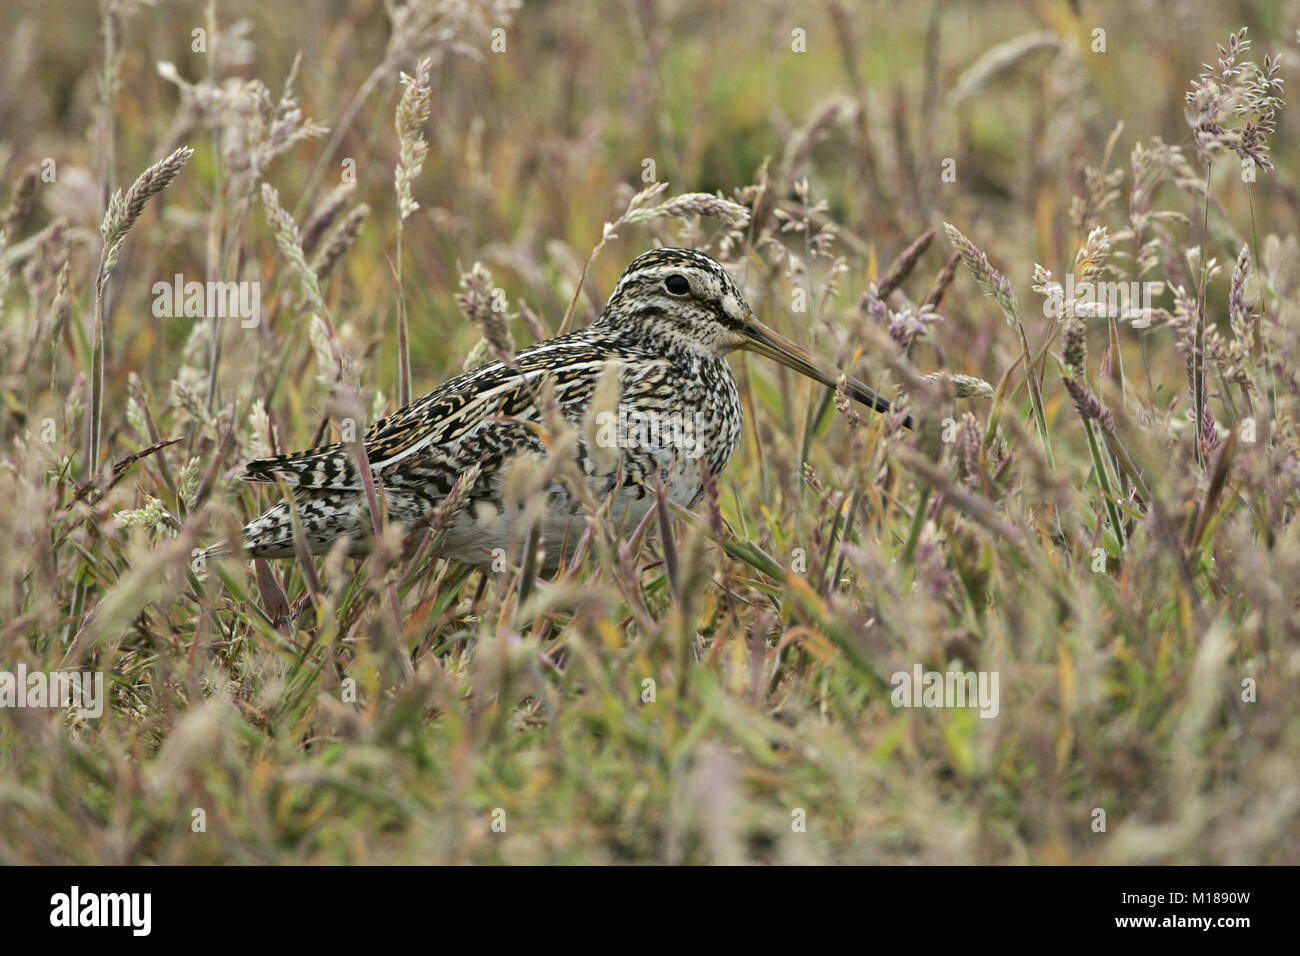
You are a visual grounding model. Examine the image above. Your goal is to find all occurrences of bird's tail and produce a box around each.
[203,491,372,560]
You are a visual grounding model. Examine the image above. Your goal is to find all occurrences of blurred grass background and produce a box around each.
[0,0,1297,863]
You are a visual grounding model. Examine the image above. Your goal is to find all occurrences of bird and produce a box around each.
[223,247,907,569]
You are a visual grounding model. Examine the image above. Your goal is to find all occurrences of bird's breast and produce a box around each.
[430,352,743,568]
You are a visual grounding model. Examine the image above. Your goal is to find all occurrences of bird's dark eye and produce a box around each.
[664,274,690,296]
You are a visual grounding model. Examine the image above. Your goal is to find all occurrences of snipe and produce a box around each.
[228,248,907,567]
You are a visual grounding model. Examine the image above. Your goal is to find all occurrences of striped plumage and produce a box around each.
[229,248,903,568]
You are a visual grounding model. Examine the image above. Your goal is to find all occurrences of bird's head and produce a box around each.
[600,247,907,423]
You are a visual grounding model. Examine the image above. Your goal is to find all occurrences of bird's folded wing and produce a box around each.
[238,342,613,491]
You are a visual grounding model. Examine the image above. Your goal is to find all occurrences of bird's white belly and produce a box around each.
[437,457,706,569]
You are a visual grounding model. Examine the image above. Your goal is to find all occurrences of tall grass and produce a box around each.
[0,0,1296,864]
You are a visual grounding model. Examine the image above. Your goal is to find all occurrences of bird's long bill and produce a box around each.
[739,316,910,426]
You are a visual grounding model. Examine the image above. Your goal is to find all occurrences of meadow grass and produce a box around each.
[0,0,1297,864]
